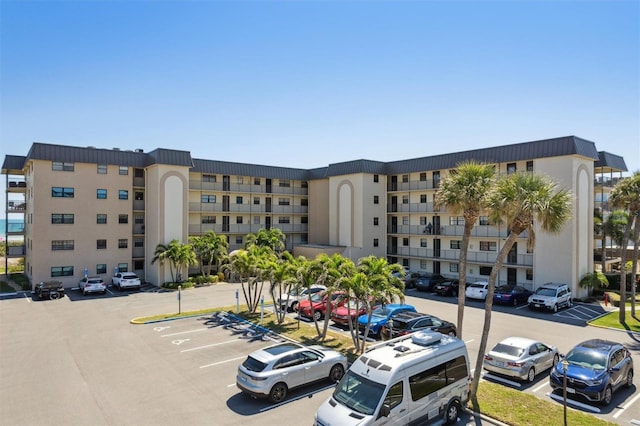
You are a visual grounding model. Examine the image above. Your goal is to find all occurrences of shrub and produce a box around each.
[161,281,194,290]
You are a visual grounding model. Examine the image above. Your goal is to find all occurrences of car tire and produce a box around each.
[526,367,536,383]
[625,370,634,388]
[602,385,613,406]
[513,298,519,306]
[329,364,345,382]
[567,298,572,308]
[553,354,560,367]
[269,382,288,404]
[290,302,298,312]
[49,291,60,300]
[312,310,322,322]
[552,304,558,313]
[444,400,460,425]
[448,330,456,337]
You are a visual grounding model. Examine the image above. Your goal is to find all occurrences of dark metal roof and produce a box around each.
[595,151,628,172]
[324,159,387,177]
[145,148,194,167]
[1,155,27,173]
[192,158,309,180]
[385,136,600,174]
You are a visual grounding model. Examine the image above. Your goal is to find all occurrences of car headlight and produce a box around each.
[586,377,604,386]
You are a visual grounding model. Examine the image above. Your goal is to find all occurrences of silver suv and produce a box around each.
[527,282,571,312]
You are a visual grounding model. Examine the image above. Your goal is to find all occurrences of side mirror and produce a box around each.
[379,404,391,418]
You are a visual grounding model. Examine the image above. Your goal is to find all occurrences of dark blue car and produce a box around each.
[493,285,532,306]
[357,303,416,338]
[549,339,634,406]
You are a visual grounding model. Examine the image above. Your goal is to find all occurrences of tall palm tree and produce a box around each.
[246,228,286,253]
[435,161,495,339]
[267,251,297,324]
[610,171,640,321]
[468,172,572,407]
[174,243,198,282]
[314,254,356,341]
[151,240,183,283]
[190,231,229,276]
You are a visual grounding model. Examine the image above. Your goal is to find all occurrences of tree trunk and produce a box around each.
[631,215,639,317]
[457,219,475,339]
[619,220,633,323]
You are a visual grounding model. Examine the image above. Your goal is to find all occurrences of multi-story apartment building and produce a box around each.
[2,136,627,296]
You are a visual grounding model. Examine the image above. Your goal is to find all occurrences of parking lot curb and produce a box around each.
[464,408,510,426]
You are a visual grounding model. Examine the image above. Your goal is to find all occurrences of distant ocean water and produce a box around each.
[0,219,23,241]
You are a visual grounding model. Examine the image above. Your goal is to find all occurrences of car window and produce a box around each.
[274,353,303,369]
[242,356,267,372]
[529,345,538,355]
[414,318,433,328]
[536,343,548,353]
[384,381,403,410]
[613,349,625,366]
[492,343,525,357]
[301,350,321,363]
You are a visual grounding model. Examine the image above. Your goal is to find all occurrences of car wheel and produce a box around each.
[329,364,345,382]
[512,297,519,306]
[290,302,298,312]
[82,289,87,296]
[448,330,456,337]
[269,382,288,403]
[552,304,558,313]
[444,400,460,425]
[567,298,572,308]
[602,385,613,406]
[626,370,634,388]
[553,354,560,367]
[49,291,60,300]
[526,367,536,383]
[312,310,322,322]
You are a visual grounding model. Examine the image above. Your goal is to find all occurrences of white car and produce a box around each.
[112,272,141,290]
[79,276,107,295]
[465,281,489,300]
[278,285,326,312]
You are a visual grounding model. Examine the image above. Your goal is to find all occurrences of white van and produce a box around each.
[315,330,471,425]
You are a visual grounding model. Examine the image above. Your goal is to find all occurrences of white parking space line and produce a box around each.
[630,420,640,425]
[613,390,640,419]
[576,305,602,315]
[200,355,246,369]
[180,339,239,353]
[24,293,31,303]
[161,328,208,338]
[482,373,522,388]
[547,392,600,413]
[227,383,236,388]
[532,382,547,393]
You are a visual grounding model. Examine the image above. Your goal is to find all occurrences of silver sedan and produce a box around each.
[483,336,559,382]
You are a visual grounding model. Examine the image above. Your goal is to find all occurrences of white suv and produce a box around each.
[527,282,572,313]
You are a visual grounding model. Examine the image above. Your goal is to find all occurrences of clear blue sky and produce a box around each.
[1,1,638,184]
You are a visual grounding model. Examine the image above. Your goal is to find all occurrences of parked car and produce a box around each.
[381,311,456,339]
[550,339,633,405]
[433,279,463,297]
[112,272,142,290]
[78,276,107,295]
[493,285,532,306]
[483,337,559,382]
[297,291,347,321]
[414,273,447,292]
[403,272,423,289]
[236,341,347,403]
[357,303,417,338]
[465,281,489,300]
[331,298,370,327]
[35,280,65,300]
[528,282,572,312]
[278,285,326,312]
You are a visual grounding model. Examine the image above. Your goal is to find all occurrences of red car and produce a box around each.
[330,298,368,326]
[297,291,347,321]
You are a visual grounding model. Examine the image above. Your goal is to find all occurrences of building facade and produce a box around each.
[2,136,627,296]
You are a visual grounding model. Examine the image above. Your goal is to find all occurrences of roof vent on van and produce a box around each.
[412,330,442,346]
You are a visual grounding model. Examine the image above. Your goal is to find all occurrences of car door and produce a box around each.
[609,349,627,390]
[413,318,433,332]
[301,350,325,383]
[534,343,554,371]
[273,352,307,389]
[377,380,409,425]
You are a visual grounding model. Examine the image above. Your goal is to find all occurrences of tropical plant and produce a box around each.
[190,231,229,276]
[267,251,298,324]
[151,240,182,283]
[313,254,356,341]
[223,245,275,313]
[610,171,640,320]
[435,160,495,339]
[246,227,286,253]
[579,271,609,297]
[469,172,572,408]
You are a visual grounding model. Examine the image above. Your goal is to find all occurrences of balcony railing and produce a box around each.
[387,247,533,267]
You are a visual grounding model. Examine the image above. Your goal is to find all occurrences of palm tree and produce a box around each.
[435,161,495,339]
[610,171,640,321]
[579,271,609,297]
[630,215,640,316]
[174,243,198,282]
[224,245,274,313]
[151,240,183,283]
[314,254,356,341]
[468,172,572,407]
[267,252,297,324]
[190,231,229,276]
[246,228,286,253]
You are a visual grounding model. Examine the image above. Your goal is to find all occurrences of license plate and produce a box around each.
[566,387,575,394]
[494,361,505,367]
[534,304,540,308]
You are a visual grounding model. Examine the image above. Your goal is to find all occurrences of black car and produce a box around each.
[433,279,462,297]
[381,311,456,339]
[414,273,447,292]
[35,281,65,300]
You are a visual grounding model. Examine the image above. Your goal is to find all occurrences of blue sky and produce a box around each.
[1,1,638,188]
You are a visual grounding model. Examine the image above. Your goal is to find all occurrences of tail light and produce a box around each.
[507,361,524,367]
[484,355,493,361]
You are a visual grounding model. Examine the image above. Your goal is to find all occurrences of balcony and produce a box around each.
[7,180,26,192]
[387,202,439,213]
[7,201,27,212]
[5,221,25,234]
[387,179,439,192]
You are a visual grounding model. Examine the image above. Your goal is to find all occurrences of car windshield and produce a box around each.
[333,370,386,416]
[492,343,525,357]
[242,356,268,372]
[535,288,557,296]
[469,283,486,289]
[372,307,393,317]
[309,293,325,302]
[123,274,138,279]
[496,286,513,293]
[565,348,607,370]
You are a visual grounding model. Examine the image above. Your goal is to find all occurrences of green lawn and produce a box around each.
[589,310,640,333]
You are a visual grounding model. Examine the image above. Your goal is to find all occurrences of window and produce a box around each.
[52,187,74,198]
[420,194,427,203]
[403,238,409,246]
[402,216,409,225]
[432,171,441,188]
[402,174,409,183]
[480,241,497,251]
[253,197,260,205]
[236,196,243,204]
[52,161,74,171]
[279,179,290,187]
[134,260,144,270]
[373,196,379,204]
[450,240,462,249]
[373,238,379,247]
[96,264,107,274]
[119,214,128,224]
[420,172,427,181]
[507,163,516,174]
[236,176,244,184]
[373,217,379,226]
[409,356,468,401]
[450,263,459,273]
[202,195,216,203]
[373,174,379,183]
[134,214,144,224]
[119,190,129,200]
[479,266,492,276]
[134,238,144,248]
[278,198,290,206]
[420,216,427,226]
[202,216,216,224]
[135,192,144,200]
[134,169,144,178]
[420,260,428,269]
[97,214,107,224]
[118,239,128,248]
[479,216,490,226]
[449,216,464,226]
[402,195,409,204]
[97,239,107,249]
[51,240,74,251]
[301,216,308,224]
[384,381,404,411]
[278,216,290,224]
[203,174,217,182]
[235,236,243,244]
[253,216,260,225]
[526,160,534,172]
[253,177,260,185]
[526,269,533,280]
[51,266,73,277]
[236,216,243,224]
[97,164,107,174]
[301,198,308,206]
[52,214,74,224]
[97,189,107,199]
[118,263,128,273]
[119,166,128,175]
[420,238,427,248]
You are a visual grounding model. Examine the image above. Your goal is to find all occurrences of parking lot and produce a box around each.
[1,282,639,425]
